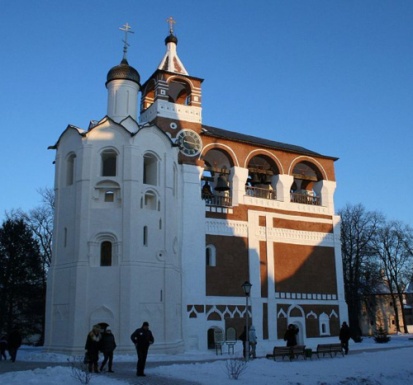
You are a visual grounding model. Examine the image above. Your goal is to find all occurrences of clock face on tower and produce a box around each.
[176,129,203,156]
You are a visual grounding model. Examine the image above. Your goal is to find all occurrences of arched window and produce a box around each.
[144,191,157,210]
[105,191,114,202]
[89,234,119,267]
[319,313,330,336]
[101,150,117,177]
[206,245,216,267]
[168,79,191,105]
[143,153,158,186]
[246,154,279,200]
[141,80,155,111]
[66,153,76,186]
[94,181,120,203]
[100,241,112,266]
[290,161,322,205]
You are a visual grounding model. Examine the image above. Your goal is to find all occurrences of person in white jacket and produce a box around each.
[248,325,257,358]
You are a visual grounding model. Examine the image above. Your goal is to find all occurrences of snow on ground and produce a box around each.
[1,334,413,384]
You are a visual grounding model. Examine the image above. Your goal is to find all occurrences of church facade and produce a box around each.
[44,23,347,354]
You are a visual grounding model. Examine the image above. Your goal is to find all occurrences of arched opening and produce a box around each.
[201,149,234,207]
[206,244,216,267]
[168,79,191,105]
[66,153,76,186]
[143,153,158,186]
[94,181,120,203]
[207,327,223,350]
[288,305,306,345]
[319,313,330,336]
[207,328,215,350]
[246,155,279,200]
[100,241,112,266]
[101,150,117,177]
[144,190,157,210]
[141,80,156,111]
[290,161,323,205]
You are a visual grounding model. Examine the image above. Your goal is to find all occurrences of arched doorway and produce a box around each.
[288,305,306,345]
[207,327,224,350]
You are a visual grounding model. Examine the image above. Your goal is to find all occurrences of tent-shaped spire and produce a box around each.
[157,17,188,75]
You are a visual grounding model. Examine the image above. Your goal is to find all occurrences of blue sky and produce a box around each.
[1,0,412,227]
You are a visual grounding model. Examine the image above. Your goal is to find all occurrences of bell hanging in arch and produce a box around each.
[215,174,230,191]
[250,173,260,185]
[263,174,273,185]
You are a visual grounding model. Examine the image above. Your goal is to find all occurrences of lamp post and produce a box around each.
[241,280,252,361]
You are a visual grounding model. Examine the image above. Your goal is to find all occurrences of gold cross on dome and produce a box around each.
[166,16,176,34]
[119,22,134,59]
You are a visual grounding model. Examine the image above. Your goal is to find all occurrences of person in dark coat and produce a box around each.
[339,321,351,354]
[0,334,8,360]
[239,326,248,358]
[99,327,117,373]
[130,321,154,377]
[284,324,299,347]
[85,324,102,373]
[7,328,22,362]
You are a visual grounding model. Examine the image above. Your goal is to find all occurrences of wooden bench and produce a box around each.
[316,343,344,358]
[267,345,307,361]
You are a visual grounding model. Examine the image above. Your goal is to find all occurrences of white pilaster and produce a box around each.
[273,174,294,202]
[230,166,249,206]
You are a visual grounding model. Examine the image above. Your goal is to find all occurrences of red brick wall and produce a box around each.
[274,243,337,294]
[206,235,249,296]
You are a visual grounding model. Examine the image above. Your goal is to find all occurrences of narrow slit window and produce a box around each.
[143,226,148,246]
[206,245,216,267]
[66,154,76,186]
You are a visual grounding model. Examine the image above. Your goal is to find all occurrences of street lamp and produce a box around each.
[241,281,252,361]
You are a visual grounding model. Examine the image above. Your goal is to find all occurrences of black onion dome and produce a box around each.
[165,33,178,45]
[106,58,140,86]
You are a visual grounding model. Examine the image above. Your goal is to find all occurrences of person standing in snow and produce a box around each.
[239,326,248,358]
[130,321,154,377]
[284,324,299,347]
[7,328,22,362]
[248,325,258,359]
[99,327,116,373]
[0,333,8,360]
[339,321,351,354]
[85,324,102,373]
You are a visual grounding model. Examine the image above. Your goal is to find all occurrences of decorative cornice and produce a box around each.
[275,292,337,301]
[205,219,339,246]
[140,99,202,124]
[205,220,248,237]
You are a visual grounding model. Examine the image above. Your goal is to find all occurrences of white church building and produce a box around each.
[44,21,347,355]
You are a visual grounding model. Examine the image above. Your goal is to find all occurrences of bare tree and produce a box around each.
[15,187,54,269]
[372,221,413,333]
[339,203,384,339]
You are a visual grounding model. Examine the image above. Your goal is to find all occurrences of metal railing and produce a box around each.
[202,193,232,207]
[290,192,321,206]
[245,186,277,200]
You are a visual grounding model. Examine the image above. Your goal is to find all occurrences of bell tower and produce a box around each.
[139,17,203,138]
